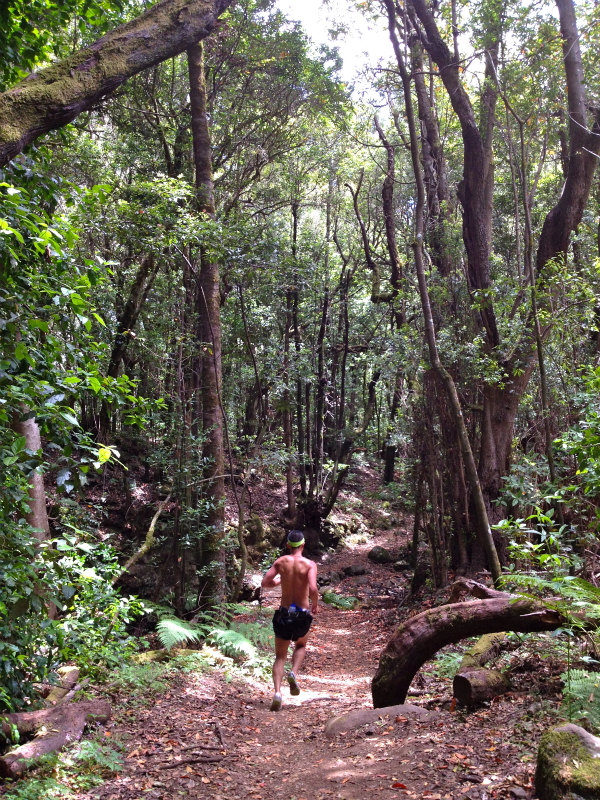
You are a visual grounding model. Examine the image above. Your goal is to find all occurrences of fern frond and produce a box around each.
[208,628,257,661]
[322,590,359,609]
[561,668,600,733]
[156,618,202,652]
[229,621,273,649]
[502,573,600,626]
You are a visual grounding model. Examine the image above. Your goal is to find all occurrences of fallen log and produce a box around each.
[0,700,111,778]
[371,584,566,708]
[452,631,511,706]
[457,631,508,670]
[453,668,509,706]
[46,665,80,705]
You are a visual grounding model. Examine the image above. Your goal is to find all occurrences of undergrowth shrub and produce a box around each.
[560,667,600,733]
[154,604,273,681]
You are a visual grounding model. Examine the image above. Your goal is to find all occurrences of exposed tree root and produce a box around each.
[0,700,111,778]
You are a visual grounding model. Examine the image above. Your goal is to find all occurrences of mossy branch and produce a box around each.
[0,0,232,165]
[112,491,171,587]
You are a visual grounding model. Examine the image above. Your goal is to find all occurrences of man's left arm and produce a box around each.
[308,561,318,615]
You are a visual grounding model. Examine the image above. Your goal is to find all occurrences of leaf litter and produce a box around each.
[68,479,564,800]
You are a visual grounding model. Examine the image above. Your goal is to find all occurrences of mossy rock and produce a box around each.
[368,546,394,564]
[535,723,600,800]
[131,649,169,664]
[245,514,266,545]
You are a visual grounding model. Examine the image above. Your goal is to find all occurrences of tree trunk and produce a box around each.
[384,0,501,583]
[99,253,160,439]
[13,414,50,541]
[0,0,232,165]
[188,41,225,606]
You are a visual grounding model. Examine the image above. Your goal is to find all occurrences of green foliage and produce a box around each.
[556,366,600,505]
[431,649,465,680]
[0,158,158,710]
[155,607,272,665]
[322,590,360,609]
[207,628,258,661]
[502,571,600,631]
[107,660,173,698]
[156,618,203,652]
[0,772,68,800]
[0,519,145,710]
[560,668,600,733]
[0,0,130,90]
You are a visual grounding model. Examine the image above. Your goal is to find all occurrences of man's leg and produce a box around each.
[272,636,289,695]
[290,631,309,678]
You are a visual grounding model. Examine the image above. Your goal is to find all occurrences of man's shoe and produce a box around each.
[270,692,282,711]
[287,671,300,696]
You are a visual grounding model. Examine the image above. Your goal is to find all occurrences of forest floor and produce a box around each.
[0,465,569,800]
[64,466,567,800]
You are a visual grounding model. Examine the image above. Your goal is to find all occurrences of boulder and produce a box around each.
[393,560,411,572]
[244,515,266,546]
[318,570,343,588]
[325,703,439,737]
[342,564,367,577]
[535,723,600,800]
[368,546,395,564]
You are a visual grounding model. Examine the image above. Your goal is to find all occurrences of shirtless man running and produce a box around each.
[261,530,319,711]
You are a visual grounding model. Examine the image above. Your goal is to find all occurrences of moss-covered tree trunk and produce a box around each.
[0,0,232,165]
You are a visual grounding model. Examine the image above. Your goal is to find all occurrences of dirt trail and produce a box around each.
[75,533,544,800]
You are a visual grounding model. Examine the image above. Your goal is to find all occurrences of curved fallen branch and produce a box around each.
[371,584,566,708]
[112,491,171,586]
[0,700,111,778]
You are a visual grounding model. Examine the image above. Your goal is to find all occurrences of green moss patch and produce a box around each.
[535,724,600,799]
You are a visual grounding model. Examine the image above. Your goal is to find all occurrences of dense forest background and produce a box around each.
[1,0,600,734]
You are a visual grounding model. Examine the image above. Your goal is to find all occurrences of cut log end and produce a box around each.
[453,668,509,706]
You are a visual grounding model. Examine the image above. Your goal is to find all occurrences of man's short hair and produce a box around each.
[287,530,305,548]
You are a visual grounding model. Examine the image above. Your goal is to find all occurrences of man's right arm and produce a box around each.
[262,559,281,588]
[308,561,319,615]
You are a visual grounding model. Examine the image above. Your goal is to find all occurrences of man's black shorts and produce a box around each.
[272,605,313,641]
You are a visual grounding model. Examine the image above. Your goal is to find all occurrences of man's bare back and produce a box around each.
[273,553,317,610]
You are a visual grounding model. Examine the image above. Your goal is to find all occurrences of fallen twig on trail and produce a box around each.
[213,720,226,747]
[162,755,225,769]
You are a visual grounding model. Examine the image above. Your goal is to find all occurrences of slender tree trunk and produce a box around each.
[99,253,159,440]
[188,41,225,606]
[384,0,501,583]
[291,202,307,497]
[14,416,50,541]
[383,369,402,484]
